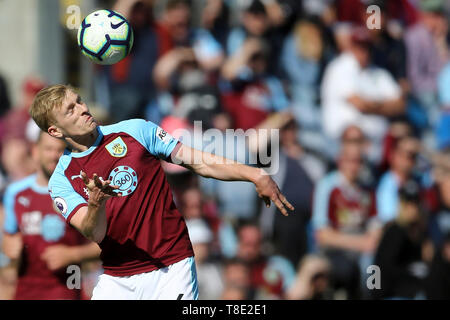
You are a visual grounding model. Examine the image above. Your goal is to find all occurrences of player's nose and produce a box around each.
[78,102,89,113]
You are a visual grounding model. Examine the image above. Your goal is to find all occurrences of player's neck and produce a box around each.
[66,128,99,153]
[35,170,49,188]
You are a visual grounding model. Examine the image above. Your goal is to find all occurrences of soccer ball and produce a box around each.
[77,9,134,65]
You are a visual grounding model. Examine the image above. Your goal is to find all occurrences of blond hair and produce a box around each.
[29,84,74,132]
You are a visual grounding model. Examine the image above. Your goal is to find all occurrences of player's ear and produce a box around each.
[48,125,63,139]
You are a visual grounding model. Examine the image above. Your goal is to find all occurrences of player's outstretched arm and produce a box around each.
[70,172,120,243]
[172,144,294,216]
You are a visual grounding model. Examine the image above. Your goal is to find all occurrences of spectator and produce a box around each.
[372,180,430,300]
[153,48,224,126]
[321,26,405,164]
[286,254,332,300]
[155,0,224,74]
[259,114,322,268]
[185,218,224,300]
[264,0,303,34]
[368,2,409,92]
[279,115,327,184]
[376,135,422,223]
[1,76,45,144]
[312,143,382,299]
[339,124,377,189]
[435,59,450,150]
[379,120,416,175]
[97,0,168,123]
[0,204,15,299]
[425,233,450,299]
[426,150,450,248]
[235,223,296,299]
[201,0,231,48]
[280,16,333,154]
[1,138,35,183]
[380,0,420,27]
[221,37,290,130]
[1,132,101,299]
[226,0,282,76]
[404,0,448,133]
[221,258,252,299]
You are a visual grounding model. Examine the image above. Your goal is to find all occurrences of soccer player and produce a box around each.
[29,84,294,300]
[2,131,101,300]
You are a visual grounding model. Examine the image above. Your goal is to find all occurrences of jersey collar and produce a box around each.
[31,174,49,194]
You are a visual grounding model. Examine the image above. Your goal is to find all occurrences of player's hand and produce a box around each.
[80,171,121,206]
[40,245,78,271]
[254,171,294,216]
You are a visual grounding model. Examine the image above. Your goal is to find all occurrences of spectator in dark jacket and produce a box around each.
[372,180,430,299]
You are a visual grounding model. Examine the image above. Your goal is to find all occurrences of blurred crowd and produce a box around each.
[1,0,450,300]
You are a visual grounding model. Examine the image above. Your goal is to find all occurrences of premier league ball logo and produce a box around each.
[53,197,68,217]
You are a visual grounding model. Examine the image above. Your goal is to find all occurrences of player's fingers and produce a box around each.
[93,174,103,189]
[273,196,289,216]
[263,196,271,208]
[80,171,89,185]
[279,193,295,211]
[104,187,121,197]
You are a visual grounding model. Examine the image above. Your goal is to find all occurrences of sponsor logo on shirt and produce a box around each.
[18,196,30,207]
[156,127,172,144]
[105,137,128,157]
[41,214,66,242]
[108,165,138,196]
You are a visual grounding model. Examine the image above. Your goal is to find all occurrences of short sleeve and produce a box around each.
[3,187,19,234]
[48,170,87,222]
[111,119,180,160]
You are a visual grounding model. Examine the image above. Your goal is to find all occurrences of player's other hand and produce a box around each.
[253,170,294,216]
[80,171,121,206]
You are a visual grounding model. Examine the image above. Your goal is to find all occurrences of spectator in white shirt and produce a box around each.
[321,26,405,164]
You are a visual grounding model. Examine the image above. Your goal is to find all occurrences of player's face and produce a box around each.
[34,133,67,179]
[50,90,97,138]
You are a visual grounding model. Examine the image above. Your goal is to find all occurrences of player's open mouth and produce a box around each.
[85,115,93,123]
